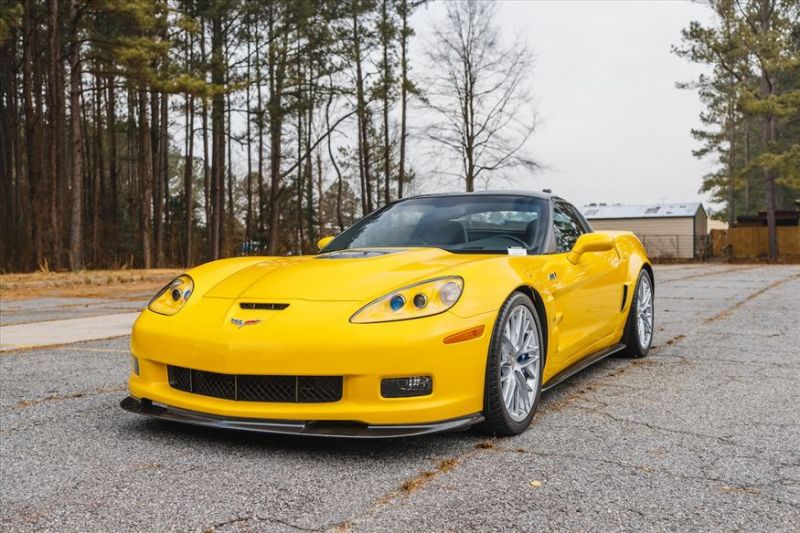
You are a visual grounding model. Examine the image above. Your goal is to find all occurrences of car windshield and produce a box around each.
[325,195,549,254]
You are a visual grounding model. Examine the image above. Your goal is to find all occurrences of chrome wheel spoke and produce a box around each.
[518,316,530,348]
[519,330,537,356]
[502,370,515,405]
[518,354,539,370]
[503,323,515,353]
[512,310,522,350]
[501,336,515,358]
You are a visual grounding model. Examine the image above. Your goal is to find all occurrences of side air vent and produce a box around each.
[621,285,628,311]
[239,303,290,310]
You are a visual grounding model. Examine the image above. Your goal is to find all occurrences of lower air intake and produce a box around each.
[167,366,343,403]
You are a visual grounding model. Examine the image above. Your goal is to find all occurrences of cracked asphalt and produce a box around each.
[1,264,798,532]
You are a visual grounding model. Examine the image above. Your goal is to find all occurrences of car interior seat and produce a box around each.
[416,220,468,245]
[525,219,540,250]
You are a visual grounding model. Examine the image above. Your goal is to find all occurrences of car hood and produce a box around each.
[203,248,489,302]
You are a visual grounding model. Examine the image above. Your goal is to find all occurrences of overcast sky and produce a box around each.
[409,0,716,209]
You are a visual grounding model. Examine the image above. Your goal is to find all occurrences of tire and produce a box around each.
[620,269,654,358]
[480,292,544,436]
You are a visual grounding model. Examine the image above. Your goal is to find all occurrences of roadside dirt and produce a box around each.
[0,269,182,300]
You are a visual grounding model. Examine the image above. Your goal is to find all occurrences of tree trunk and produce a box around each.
[305,76,315,248]
[127,86,137,264]
[23,0,42,269]
[138,88,153,269]
[266,13,287,255]
[200,18,211,261]
[68,2,83,270]
[398,0,409,199]
[93,71,105,265]
[763,113,778,260]
[758,2,777,261]
[48,0,62,267]
[268,121,282,255]
[150,90,164,266]
[245,37,253,249]
[316,149,323,240]
[353,11,373,214]
[726,99,736,228]
[296,87,305,252]
[254,16,265,241]
[107,73,118,230]
[0,23,20,269]
[202,95,210,259]
[744,124,751,212]
[159,91,168,265]
[381,0,391,205]
[325,93,345,232]
[464,62,476,192]
[184,93,194,266]
[210,13,225,260]
[226,89,233,256]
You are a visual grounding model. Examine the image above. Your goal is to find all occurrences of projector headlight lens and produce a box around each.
[413,293,428,309]
[390,294,406,311]
[439,281,462,304]
[350,277,463,323]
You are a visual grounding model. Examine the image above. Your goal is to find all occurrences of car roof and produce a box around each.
[401,190,554,201]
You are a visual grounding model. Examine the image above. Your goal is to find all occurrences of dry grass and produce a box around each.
[398,458,461,495]
[0,269,182,300]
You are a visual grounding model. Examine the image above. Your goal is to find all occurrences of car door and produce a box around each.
[547,201,622,370]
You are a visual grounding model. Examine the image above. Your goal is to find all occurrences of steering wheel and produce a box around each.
[498,235,529,248]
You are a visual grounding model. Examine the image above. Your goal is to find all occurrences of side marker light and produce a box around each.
[443,325,486,344]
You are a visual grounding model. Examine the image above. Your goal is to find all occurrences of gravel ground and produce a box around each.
[1,264,798,532]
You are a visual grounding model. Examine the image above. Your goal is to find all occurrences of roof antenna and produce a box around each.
[542,188,552,194]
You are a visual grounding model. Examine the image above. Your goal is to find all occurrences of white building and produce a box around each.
[580,203,707,259]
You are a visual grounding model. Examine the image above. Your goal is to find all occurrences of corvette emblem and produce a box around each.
[231,318,262,329]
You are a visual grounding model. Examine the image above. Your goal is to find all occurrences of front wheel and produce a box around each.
[621,269,654,358]
[480,292,544,436]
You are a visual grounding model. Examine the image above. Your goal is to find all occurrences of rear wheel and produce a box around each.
[480,292,544,436]
[621,269,654,358]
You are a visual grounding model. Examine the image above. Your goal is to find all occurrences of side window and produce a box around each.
[553,203,585,253]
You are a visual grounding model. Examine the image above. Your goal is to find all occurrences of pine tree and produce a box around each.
[676,0,800,260]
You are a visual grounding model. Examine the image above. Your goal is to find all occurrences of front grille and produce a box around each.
[167,366,342,403]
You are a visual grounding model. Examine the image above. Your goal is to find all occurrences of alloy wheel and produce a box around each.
[499,305,541,422]
[636,274,654,350]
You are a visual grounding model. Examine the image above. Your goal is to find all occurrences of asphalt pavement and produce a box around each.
[1,264,798,532]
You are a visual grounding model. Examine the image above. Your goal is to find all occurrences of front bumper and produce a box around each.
[127,299,496,428]
[121,396,483,438]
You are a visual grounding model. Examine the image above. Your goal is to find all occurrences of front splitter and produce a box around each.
[120,396,483,439]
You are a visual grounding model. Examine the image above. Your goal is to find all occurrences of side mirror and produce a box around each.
[567,233,614,264]
[317,235,335,251]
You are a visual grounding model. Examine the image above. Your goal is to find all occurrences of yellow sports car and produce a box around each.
[122,192,653,438]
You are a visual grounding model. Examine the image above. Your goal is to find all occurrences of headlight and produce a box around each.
[350,277,463,323]
[147,275,194,316]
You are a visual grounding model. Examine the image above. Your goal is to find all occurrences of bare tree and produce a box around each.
[396,0,425,199]
[424,0,538,191]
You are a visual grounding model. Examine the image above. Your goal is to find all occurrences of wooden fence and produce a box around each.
[710,227,800,260]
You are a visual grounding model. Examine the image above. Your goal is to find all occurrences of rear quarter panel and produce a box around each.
[596,230,653,336]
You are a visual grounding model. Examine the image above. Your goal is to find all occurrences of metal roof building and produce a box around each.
[579,203,707,259]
